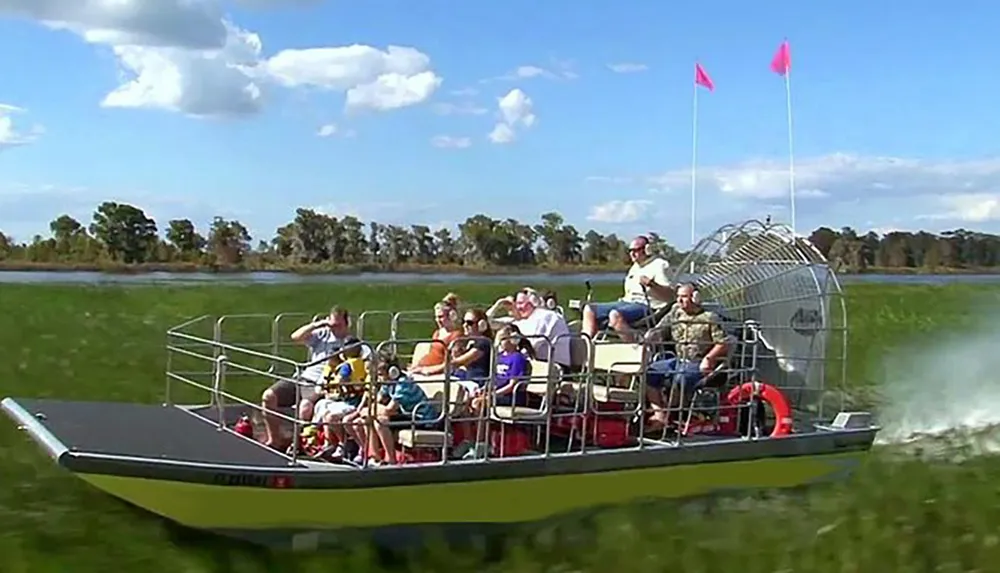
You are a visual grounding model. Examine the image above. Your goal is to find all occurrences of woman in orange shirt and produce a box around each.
[410,293,464,375]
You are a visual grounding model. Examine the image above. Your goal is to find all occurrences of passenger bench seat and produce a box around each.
[396,381,467,449]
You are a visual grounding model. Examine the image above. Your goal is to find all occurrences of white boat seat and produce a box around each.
[397,429,448,448]
[492,405,546,422]
[592,385,639,403]
[592,342,645,373]
[414,381,468,416]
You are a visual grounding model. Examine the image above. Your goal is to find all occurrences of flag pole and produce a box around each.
[689,65,699,274]
[784,60,796,236]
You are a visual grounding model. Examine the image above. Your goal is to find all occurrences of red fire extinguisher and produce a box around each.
[234,414,254,438]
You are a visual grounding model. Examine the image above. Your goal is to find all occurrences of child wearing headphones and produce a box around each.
[491,324,533,407]
[310,337,367,455]
[348,350,437,466]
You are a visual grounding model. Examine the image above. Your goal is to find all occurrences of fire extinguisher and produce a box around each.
[234,414,254,438]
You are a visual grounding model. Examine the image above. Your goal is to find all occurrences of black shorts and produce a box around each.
[494,391,536,408]
[265,379,312,408]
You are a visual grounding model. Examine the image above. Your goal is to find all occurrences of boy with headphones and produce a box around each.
[582,235,674,338]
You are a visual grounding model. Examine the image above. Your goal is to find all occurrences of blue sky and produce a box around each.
[2,0,1000,247]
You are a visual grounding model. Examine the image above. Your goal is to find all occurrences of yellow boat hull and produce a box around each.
[79,450,865,532]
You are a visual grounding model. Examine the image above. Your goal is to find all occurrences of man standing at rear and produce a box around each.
[582,235,674,338]
[260,306,353,449]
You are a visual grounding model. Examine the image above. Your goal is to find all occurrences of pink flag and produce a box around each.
[771,40,791,75]
[695,62,715,91]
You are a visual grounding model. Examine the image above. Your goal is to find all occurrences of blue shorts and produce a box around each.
[588,301,652,328]
[646,357,703,390]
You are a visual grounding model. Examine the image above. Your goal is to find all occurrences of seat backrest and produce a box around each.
[411,341,432,364]
[592,342,644,371]
[528,359,563,381]
[569,336,589,369]
[415,381,467,416]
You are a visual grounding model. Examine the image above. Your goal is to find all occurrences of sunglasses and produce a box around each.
[462,318,477,326]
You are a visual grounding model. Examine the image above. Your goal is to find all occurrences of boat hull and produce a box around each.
[3,396,877,550]
[78,449,866,549]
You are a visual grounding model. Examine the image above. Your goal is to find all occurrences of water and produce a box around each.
[2,269,1000,285]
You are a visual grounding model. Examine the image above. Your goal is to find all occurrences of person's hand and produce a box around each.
[497,296,514,307]
[699,356,713,373]
[639,275,653,287]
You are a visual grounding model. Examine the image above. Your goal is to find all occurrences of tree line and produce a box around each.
[1,201,999,273]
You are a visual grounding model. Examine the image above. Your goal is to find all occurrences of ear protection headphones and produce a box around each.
[541,291,557,310]
[681,283,702,305]
[378,354,402,380]
[519,287,543,308]
[387,364,401,380]
[435,301,459,323]
[635,235,655,257]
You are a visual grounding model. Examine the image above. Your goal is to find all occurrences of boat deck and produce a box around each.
[3,398,295,467]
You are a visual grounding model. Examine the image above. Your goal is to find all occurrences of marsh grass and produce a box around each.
[1,282,999,572]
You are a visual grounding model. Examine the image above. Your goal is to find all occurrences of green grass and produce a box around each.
[2,282,1000,572]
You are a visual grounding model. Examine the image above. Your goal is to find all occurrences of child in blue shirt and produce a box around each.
[348,351,438,466]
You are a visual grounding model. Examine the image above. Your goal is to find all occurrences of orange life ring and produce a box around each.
[725,381,794,437]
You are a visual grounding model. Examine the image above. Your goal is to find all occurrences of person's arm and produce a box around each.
[486,296,514,319]
[497,355,529,395]
[700,314,730,370]
[646,261,675,301]
[451,339,489,367]
[643,307,675,343]
[290,318,328,344]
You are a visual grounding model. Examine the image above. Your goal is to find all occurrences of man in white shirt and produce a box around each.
[582,235,674,338]
[489,287,572,368]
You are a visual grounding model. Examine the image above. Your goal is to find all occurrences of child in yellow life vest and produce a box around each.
[311,337,368,458]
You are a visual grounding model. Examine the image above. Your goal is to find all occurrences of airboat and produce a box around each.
[2,219,879,550]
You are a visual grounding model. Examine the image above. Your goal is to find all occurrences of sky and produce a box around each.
[2,0,1000,248]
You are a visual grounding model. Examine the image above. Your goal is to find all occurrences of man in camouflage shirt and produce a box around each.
[642,284,730,425]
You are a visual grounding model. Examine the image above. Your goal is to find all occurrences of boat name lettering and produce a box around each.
[212,473,292,488]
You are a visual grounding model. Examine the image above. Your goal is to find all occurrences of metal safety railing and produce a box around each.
[164,309,826,469]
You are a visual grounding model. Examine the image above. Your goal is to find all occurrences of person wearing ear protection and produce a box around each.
[446,308,495,395]
[411,292,464,374]
[582,235,674,338]
[260,305,355,450]
[310,337,368,457]
[351,351,437,466]
[640,283,730,425]
[507,287,572,368]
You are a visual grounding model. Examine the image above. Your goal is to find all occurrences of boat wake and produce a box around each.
[871,320,1000,459]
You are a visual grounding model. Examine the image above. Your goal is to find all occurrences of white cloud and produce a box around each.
[484,59,578,83]
[432,102,488,116]
[0,0,228,49]
[923,193,1000,223]
[101,22,265,117]
[4,2,443,117]
[0,104,43,148]
[585,153,1000,238]
[430,135,471,149]
[587,200,653,224]
[488,123,515,144]
[607,62,648,73]
[264,44,442,112]
[488,88,536,144]
[316,123,355,138]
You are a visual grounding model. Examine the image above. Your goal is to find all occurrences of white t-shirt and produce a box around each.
[622,257,672,309]
[512,308,572,367]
